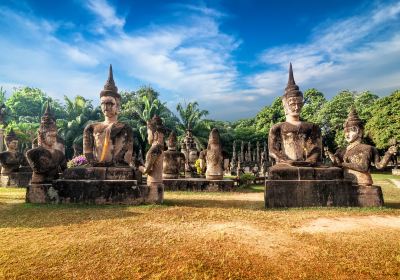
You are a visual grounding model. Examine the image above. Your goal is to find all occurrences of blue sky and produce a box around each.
[0,0,399,120]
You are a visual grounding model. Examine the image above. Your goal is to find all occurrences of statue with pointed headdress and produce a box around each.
[326,108,397,186]
[268,63,322,166]
[0,128,28,175]
[139,115,166,203]
[163,131,185,179]
[83,65,134,166]
[26,102,67,183]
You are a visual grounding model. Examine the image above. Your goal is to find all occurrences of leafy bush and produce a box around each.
[238,173,256,187]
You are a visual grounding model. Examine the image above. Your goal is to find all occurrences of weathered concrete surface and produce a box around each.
[163,178,234,192]
[265,165,384,208]
[26,180,149,204]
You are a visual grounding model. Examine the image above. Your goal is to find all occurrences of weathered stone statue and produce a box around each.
[182,129,198,177]
[139,115,165,203]
[83,65,133,167]
[205,128,224,180]
[325,109,397,206]
[256,141,260,163]
[26,102,67,184]
[0,129,28,174]
[265,64,353,208]
[268,63,322,166]
[163,131,185,179]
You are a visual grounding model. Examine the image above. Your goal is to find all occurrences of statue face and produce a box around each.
[344,126,361,143]
[44,130,57,147]
[100,96,119,118]
[7,140,18,151]
[283,96,303,117]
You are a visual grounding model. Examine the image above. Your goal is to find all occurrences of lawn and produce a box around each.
[1,174,400,279]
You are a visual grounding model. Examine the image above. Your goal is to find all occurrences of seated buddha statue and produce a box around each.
[326,109,397,186]
[268,63,322,166]
[83,65,134,167]
[0,129,28,175]
[26,102,67,183]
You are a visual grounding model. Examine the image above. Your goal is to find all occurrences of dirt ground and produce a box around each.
[1,174,400,279]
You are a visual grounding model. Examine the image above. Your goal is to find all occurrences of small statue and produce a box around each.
[139,115,166,203]
[0,129,28,174]
[205,128,223,180]
[268,63,322,166]
[325,108,397,186]
[163,131,185,179]
[240,141,244,162]
[83,65,134,167]
[26,102,67,183]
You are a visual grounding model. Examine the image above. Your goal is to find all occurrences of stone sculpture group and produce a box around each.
[0,63,397,208]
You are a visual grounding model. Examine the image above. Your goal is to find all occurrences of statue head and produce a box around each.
[344,108,364,144]
[5,128,18,152]
[208,128,220,145]
[282,63,303,118]
[167,131,177,150]
[100,65,121,119]
[147,115,166,144]
[38,101,58,149]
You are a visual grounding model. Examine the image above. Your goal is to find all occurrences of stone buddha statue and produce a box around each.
[139,115,166,203]
[26,102,67,184]
[0,129,28,175]
[205,128,224,180]
[268,63,322,166]
[83,65,134,167]
[326,109,397,186]
[163,131,185,179]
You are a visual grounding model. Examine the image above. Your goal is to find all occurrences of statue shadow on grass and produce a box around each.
[0,202,143,228]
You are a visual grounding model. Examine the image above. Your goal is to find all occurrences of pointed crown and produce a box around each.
[100,64,120,100]
[208,128,220,144]
[344,108,364,129]
[5,128,18,143]
[167,131,177,149]
[40,100,57,131]
[284,63,303,99]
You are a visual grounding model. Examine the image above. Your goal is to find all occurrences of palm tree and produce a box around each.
[176,101,209,148]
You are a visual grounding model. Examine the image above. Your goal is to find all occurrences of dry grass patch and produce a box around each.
[0,174,400,279]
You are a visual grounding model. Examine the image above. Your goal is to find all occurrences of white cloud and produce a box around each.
[251,1,400,99]
[85,0,125,30]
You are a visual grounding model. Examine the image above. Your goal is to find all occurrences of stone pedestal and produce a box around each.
[356,185,384,207]
[26,167,157,204]
[265,166,356,208]
[0,172,32,188]
[163,178,234,191]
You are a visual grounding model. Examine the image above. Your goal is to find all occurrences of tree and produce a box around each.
[255,96,285,134]
[365,90,400,149]
[301,88,326,123]
[175,101,209,148]
[58,96,102,158]
[121,86,178,146]
[5,87,65,122]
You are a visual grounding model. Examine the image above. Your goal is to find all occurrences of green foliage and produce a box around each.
[301,88,326,123]
[6,121,39,151]
[238,173,256,187]
[6,87,65,122]
[365,90,400,149]
[255,96,285,133]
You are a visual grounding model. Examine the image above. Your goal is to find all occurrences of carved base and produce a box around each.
[0,172,32,188]
[27,180,150,204]
[356,185,384,207]
[265,166,356,208]
[163,178,234,191]
[265,165,385,208]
